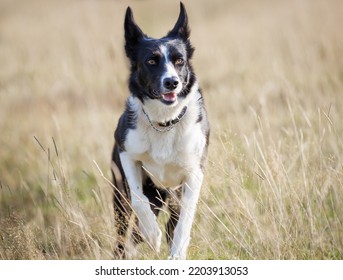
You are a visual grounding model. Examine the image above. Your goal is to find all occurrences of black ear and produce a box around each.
[124,7,145,59]
[167,2,190,40]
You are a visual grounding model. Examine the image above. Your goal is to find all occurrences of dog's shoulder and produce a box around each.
[195,89,210,144]
[114,97,137,152]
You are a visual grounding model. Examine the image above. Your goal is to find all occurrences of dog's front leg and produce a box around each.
[119,152,162,252]
[169,168,203,259]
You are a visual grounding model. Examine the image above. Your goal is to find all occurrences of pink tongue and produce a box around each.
[163,92,176,101]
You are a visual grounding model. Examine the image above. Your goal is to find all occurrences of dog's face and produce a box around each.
[124,3,195,106]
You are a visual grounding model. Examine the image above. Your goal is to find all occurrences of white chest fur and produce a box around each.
[125,119,205,189]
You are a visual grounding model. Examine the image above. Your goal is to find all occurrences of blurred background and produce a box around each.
[1,0,343,259]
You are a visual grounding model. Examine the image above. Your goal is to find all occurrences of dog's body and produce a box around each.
[111,3,209,259]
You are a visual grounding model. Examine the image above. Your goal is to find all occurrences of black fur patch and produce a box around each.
[114,100,137,152]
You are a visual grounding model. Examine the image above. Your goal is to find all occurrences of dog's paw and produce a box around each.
[136,209,162,252]
[168,253,185,260]
[132,199,162,252]
[169,244,187,260]
[168,255,180,260]
[139,220,162,252]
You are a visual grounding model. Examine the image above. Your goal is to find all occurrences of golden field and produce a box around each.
[0,0,343,259]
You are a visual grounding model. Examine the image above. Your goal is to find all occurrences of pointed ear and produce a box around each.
[124,7,145,59]
[167,2,190,40]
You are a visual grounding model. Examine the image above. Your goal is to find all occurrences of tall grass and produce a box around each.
[1,0,342,259]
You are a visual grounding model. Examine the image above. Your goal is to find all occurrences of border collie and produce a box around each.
[111,2,210,259]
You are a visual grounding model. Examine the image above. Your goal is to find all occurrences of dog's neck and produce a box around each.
[142,106,188,133]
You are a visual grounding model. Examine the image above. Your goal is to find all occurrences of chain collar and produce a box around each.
[142,106,188,133]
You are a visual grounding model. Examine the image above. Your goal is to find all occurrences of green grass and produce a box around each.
[1,0,343,259]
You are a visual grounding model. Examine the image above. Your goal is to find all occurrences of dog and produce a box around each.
[111,2,210,260]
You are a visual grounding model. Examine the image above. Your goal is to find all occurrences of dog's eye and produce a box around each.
[175,58,184,65]
[147,59,157,66]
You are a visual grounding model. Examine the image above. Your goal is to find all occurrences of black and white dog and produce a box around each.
[111,2,210,259]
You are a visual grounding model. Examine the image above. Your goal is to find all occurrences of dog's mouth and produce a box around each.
[161,92,177,103]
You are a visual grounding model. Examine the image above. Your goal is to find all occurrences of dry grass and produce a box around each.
[1,0,343,259]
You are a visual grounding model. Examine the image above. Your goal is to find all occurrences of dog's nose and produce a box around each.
[163,77,179,91]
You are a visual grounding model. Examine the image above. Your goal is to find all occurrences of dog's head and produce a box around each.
[124,2,195,106]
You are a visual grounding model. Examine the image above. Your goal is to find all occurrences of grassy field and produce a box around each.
[1,0,343,259]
